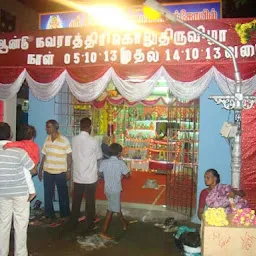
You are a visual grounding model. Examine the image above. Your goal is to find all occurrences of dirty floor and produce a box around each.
[10,216,186,256]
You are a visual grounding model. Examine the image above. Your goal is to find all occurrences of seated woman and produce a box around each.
[197,168,246,220]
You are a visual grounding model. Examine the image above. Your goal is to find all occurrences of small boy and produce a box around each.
[4,124,39,201]
[99,143,130,240]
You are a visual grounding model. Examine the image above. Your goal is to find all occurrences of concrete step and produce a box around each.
[94,200,190,222]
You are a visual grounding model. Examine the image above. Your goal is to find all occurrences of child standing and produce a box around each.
[99,143,130,240]
[4,124,40,201]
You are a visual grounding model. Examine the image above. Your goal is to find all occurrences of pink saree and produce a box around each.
[205,184,248,213]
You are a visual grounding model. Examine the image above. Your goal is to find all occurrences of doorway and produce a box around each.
[55,84,199,217]
[16,81,29,138]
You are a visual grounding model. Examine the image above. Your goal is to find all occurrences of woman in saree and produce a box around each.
[197,168,246,220]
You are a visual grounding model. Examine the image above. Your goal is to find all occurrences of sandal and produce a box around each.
[48,223,61,228]
[99,233,114,240]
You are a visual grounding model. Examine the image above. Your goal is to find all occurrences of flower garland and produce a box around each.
[235,19,256,44]
[232,208,256,226]
[204,208,229,227]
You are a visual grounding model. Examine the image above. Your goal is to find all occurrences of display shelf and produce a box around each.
[149,159,170,164]
[136,120,168,122]
[114,102,199,173]
[149,148,168,152]
[124,147,148,150]
[122,122,156,163]
[123,158,149,171]
[149,159,173,174]
[148,148,198,154]
[122,158,148,162]
[127,128,154,131]
[125,138,150,142]
[149,139,195,164]
[151,139,167,145]
[148,119,198,167]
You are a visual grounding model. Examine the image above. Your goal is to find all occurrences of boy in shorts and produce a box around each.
[99,143,130,240]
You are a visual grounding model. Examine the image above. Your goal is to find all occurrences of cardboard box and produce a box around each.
[202,216,256,256]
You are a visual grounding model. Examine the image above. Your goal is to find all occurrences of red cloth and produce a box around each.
[241,104,256,209]
[1,18,256,84]
[198,188,209,210]
[5,140,40,164]
[27,67,65,83]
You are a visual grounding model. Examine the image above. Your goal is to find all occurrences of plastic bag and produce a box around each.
[174,226,197,251]
[182,232,201,248]
[174,226,196,239]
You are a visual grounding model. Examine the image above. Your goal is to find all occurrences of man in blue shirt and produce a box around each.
[99,143,130,240]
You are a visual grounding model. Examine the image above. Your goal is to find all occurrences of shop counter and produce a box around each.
[149,160,173,173]
[123,158,149,171]
[202,216,256,256]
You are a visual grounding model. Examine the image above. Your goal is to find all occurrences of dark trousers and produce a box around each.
[44,172,70,219]
[71,182,97,229]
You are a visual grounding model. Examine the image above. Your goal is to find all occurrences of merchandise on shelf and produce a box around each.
[148,120,199,166]
[113,102,199,172]
[123,121,156,160]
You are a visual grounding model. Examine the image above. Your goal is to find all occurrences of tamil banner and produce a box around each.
[0,18,255,70]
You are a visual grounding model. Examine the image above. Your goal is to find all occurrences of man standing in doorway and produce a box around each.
[71,118,102,232]
[38,120,72,223]
[0,122,35,256]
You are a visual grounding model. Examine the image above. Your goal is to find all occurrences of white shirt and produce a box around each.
[72,131,102,184]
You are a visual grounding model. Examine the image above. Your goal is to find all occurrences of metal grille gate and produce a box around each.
[165,99,199,217]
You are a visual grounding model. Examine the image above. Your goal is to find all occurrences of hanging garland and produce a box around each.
[235,19,256,44]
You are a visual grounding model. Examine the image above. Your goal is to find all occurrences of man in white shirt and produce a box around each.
[71,118,102,232]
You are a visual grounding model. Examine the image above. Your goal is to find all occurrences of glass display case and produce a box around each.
[114,100,199,172]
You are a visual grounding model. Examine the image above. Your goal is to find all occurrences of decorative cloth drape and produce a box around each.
[1,64,256,101]
[241,104,256,209]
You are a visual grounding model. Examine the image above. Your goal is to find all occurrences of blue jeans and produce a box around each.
[44,172,70,219]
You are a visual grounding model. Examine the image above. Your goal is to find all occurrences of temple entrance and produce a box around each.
[55,84,199,216]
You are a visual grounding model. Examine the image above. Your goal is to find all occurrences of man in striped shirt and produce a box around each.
[0,122,35,256]
[38,120,72,223]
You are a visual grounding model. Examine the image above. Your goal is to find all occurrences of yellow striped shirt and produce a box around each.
[42,133,72,174]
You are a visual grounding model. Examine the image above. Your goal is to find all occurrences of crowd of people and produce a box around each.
[0,118,130,256]
[0,117,249,256]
